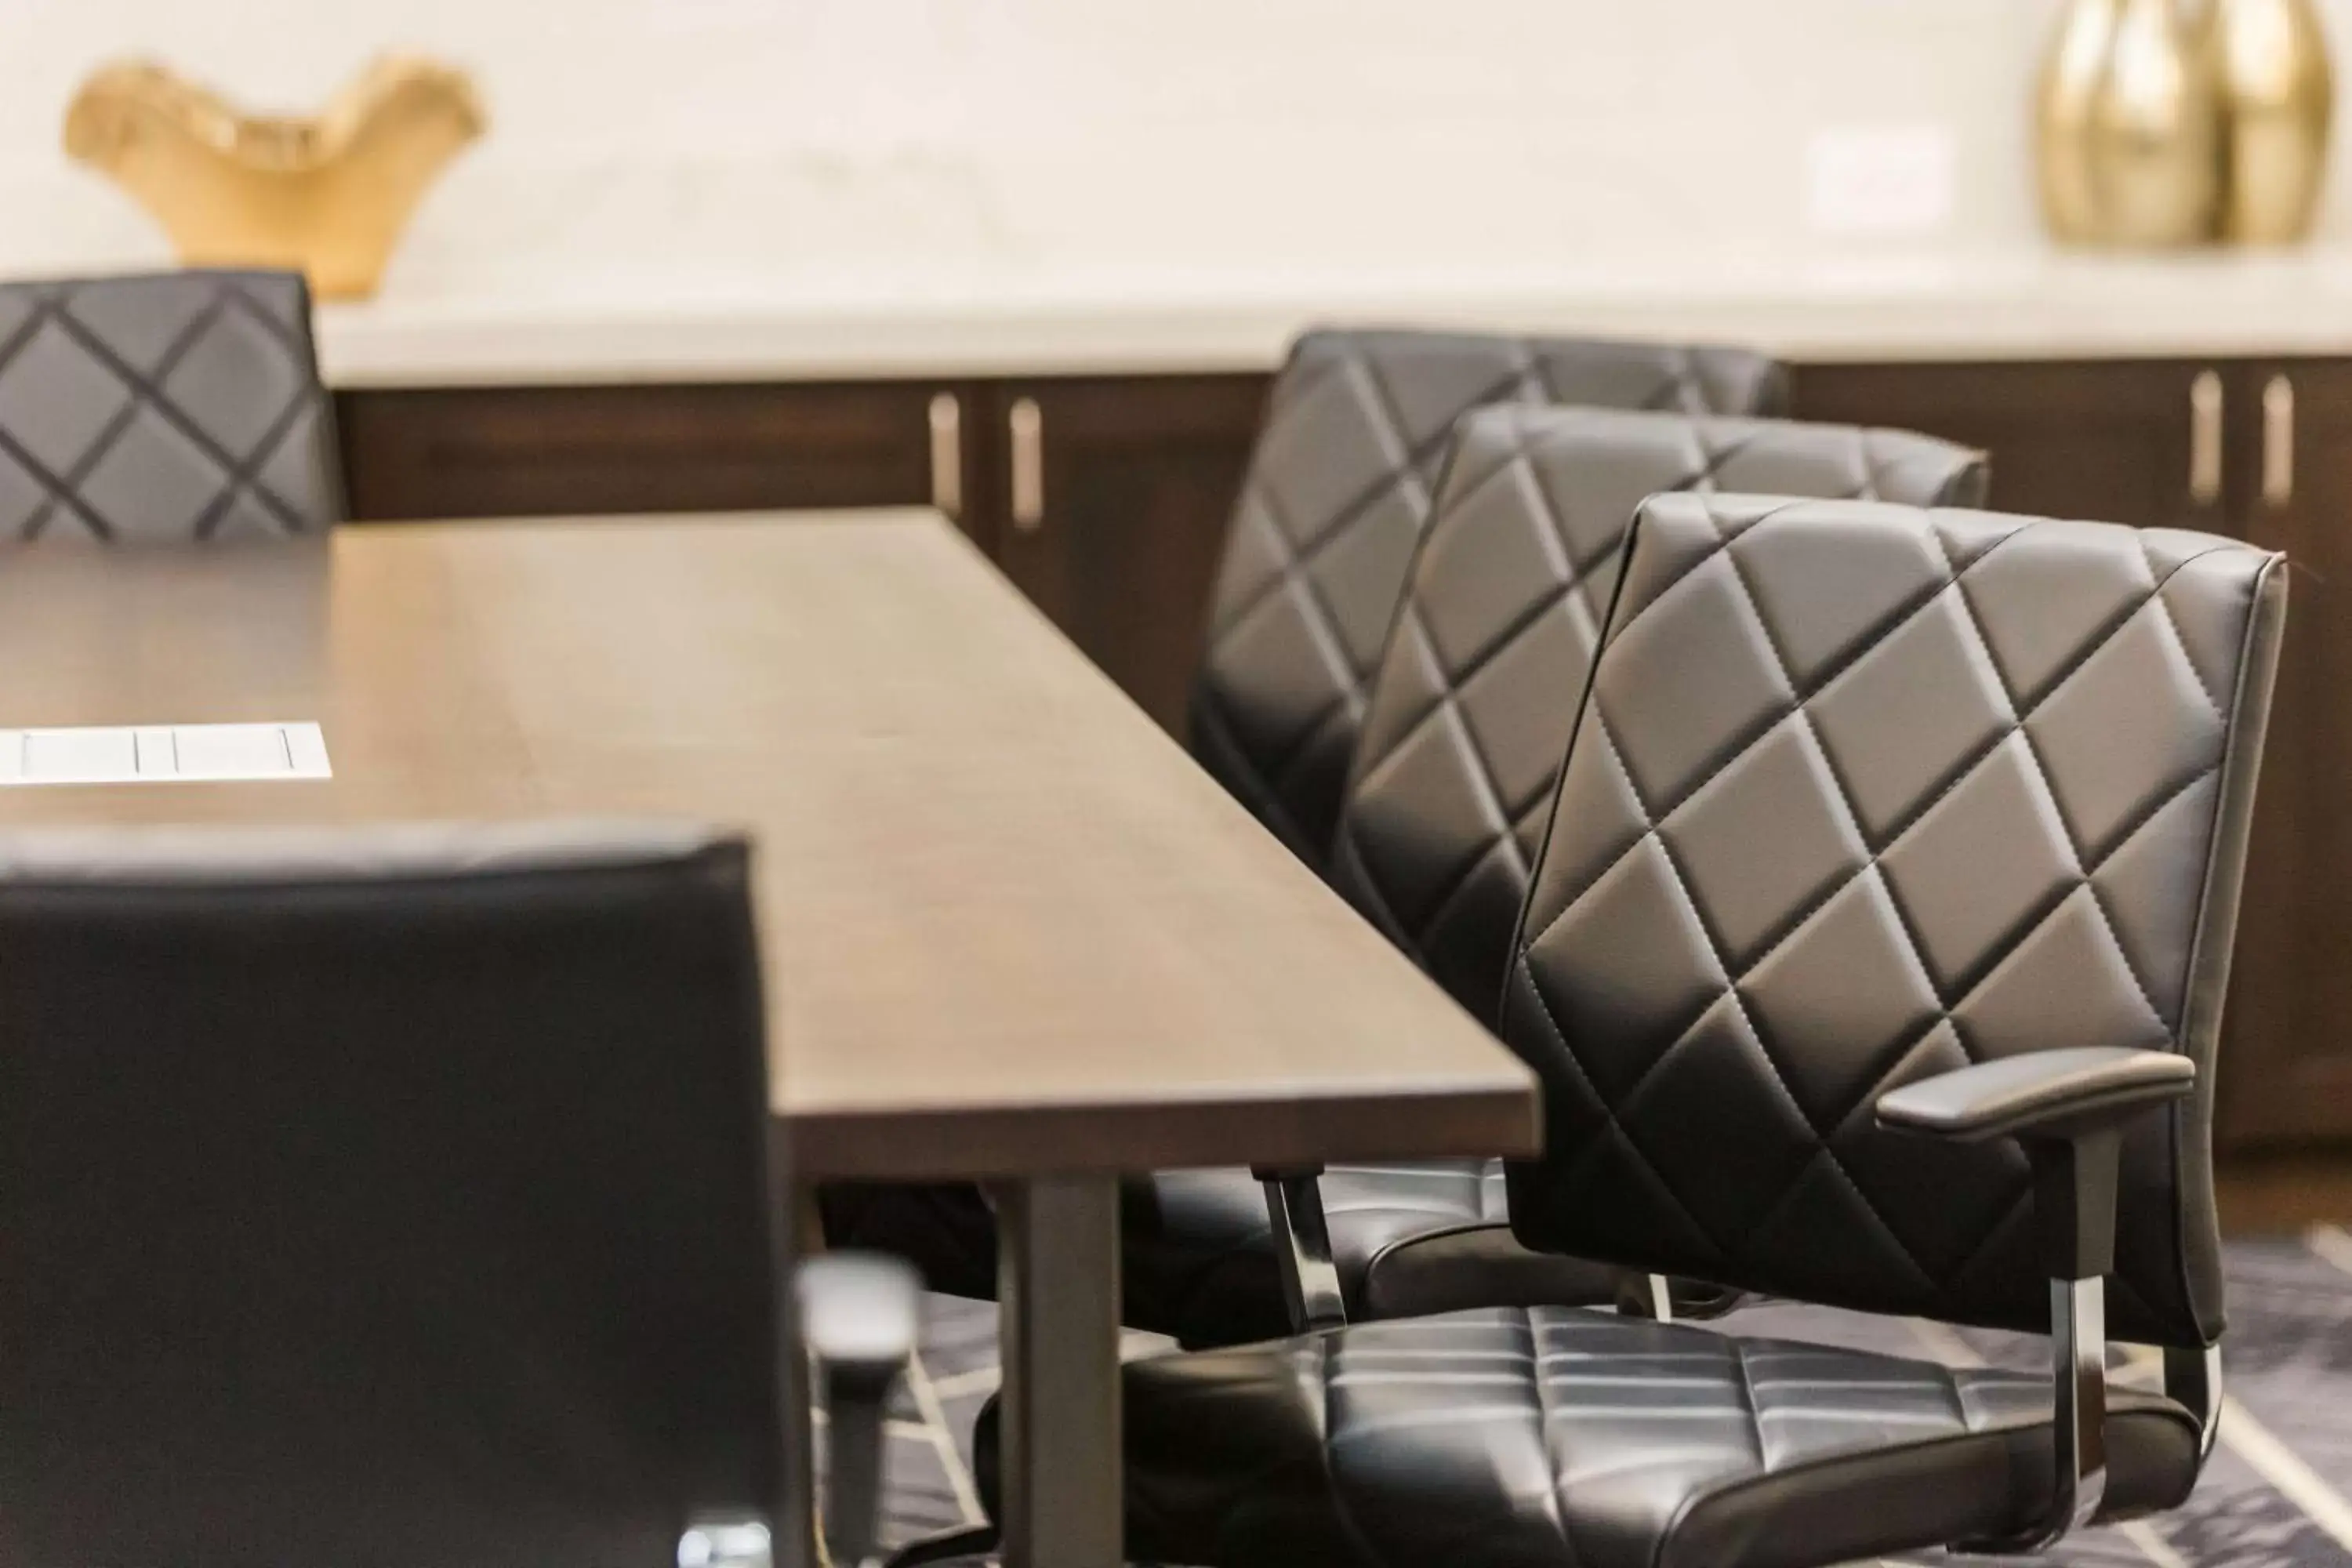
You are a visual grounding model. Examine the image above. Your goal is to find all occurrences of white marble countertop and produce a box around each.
[314,249,2352,387]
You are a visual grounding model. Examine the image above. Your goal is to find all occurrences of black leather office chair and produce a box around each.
[975,495,2285,1568]
[830,405,1984,1356]
[1191,327,1787,869]
[1181,405,1988,1339]
[0,268,344,542]
[1185,404,1976,1335]
[0,822,909,1568]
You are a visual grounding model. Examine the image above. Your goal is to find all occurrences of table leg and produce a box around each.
[995,1176,1123,1568]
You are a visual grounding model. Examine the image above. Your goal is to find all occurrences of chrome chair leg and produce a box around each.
[800,1254,922,1568]
[1614,1271,1676,1322]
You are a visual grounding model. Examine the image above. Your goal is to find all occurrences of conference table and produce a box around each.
[0,510,1541,1568]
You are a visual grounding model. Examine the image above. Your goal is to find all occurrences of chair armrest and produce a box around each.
[1875,1047,2194,1144]
[1877,1046,2193,1283]
[1253,1166,1348,1334]
[798,1252,920,1568]
[1876,1047,2196,1551]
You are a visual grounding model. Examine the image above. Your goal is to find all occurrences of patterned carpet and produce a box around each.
[871,1227,2352,1567]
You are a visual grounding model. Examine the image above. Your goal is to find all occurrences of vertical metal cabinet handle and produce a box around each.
[927,392,961,520]
[2190,369,2224,507]
[1009,397,1044,533]
[2263,373,2296,510]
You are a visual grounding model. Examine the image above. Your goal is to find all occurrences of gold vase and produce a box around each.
[64,56,485,299]
[2037,0,2224,246]
[2208,0,2336,243]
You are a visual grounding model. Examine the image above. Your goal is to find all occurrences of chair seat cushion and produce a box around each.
[975,1308,2204,1568]
[820,1163,1632,1349]
[1141,1160,1633,1345]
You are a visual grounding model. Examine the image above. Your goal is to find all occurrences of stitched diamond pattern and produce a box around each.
[1501,495,2285,1344]
[0,270,343,543]
[1334,404,1987,1021]
[1189,328,1787,866]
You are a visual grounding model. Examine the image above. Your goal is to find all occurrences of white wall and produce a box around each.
[0,0,2343,295]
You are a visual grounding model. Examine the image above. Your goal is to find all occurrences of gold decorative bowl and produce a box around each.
[64,55,485,299]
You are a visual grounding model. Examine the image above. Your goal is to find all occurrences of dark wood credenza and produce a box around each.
[334,357,2351,1151]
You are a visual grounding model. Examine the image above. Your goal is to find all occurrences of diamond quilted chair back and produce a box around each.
[0,270,344,544]
[1501,494,2286,1346]
[1190,328,1787,867]
[1334,404,1986,1021]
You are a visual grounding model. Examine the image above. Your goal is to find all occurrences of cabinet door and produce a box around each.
[982,376,1269,733]
[2212,361,2352,1147]
[337,381,980,534]
[1791,360,2226,530]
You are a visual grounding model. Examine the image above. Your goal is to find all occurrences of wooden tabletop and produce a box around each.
[0,511,1537,1179]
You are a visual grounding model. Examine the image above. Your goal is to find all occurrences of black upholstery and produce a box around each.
[971,499,2285,1568]
[0,823,788,1568]
[0,268,343,542]
[1191,328,1787,868]
[1336,405,1987,1011]
[987,1308,2203,1568]
[1142,1160,1545,1338]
